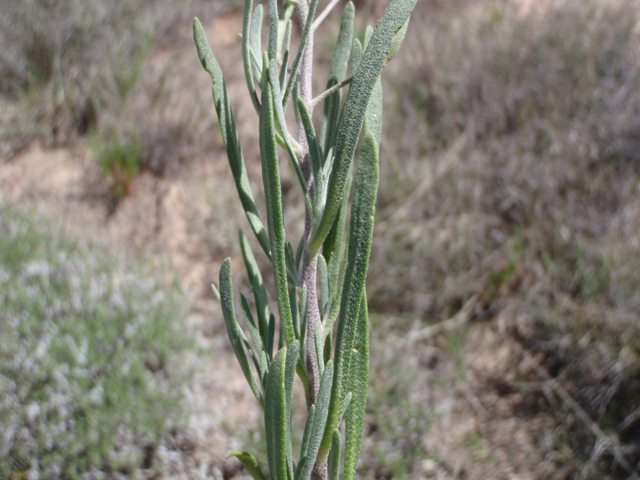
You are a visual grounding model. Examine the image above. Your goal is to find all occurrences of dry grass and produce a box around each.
[360,0,640,477]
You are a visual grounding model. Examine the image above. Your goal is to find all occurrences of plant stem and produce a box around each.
[296,0,321,417]
[295,6,328,480]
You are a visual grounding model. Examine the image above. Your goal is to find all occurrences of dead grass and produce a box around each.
[362,0,640,477]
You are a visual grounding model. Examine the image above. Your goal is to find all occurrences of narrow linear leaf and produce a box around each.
[260,350,269,385]
[228,451,268,480]
[267,312,276,359]
[297,98,324,215]
[219,258,264,409]
[194,18,271,260]
[268,58,314,217]
[299,360,334,480]
[294,458,306,480]
[249,3,264,82]
[285,242,300,286]
[299,405,316,465]
[323,331,332,367]
[282,0,319,108]
[343,293,369,480]
[279,320,285,350]
[362,28,383,146]
[280,19,292,87]
[239,322,260,374]
[268,0,278,62]
[320,1,355,159]
[290,287,301,340]
[323,171,353,333]
[265,347,288,480]
[327,429,341,480]
[299,285,309,365]
[387,15,411,63]
[297,98,323,208]
[211,283,221,303]
[239,294,262,361]
[241,0,261,111]
[240,230,271,352]
[277,3,294,63]
[318,131,379,464]
[307,0,417,257]
[284,340,300,480]
[315,321,325,378]
[350,38,363,76]
[296,234,305,271]
[339,392,353,424]
[259,64,294,346]
[317,254,329,317]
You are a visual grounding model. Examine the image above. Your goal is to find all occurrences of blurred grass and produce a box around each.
[0,0,231,162]
[362,0,640,477]
[0,203,192,479]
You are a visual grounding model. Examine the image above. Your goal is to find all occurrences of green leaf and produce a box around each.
[322,171,352,334]
[327,429,341,480]
[282,0,319,108]
[318,130,379,465]
[290,286,301,340]
[299,405,316,464]
[279,319,285,350]
[267,312,276,360]
[249,4,264,83]
[219,258,264,409]
[306,0,417,257]
[386,15,411,63]
[268,0,278,62]
[211,283,221,303]
[193,18,271,260]
[315,321,325,378]
[239,312,261,374]
[350,38,363,78]
[259,64,294,346]
[228,451,268,480]
[284,340,300,480]
[299,285,309,366]
[343,293,369,480]
[280,19,292,86]
[265,347,289,480]
[277,3,295,63]
[320,1,355,159]
[268,58,314,217]
[339,392,353,423]
[241,0,261,111]
[317,253,329,318]
[260,350,269,385]
[296,98,324,216]
[296,234,305,271]
[362,26,383,147]
[299,360,334,480]
[240,230,271,354]
[285,242,300,287]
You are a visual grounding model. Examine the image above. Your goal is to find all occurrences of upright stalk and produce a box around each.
[193,1,416,479]
[296,0,322,410]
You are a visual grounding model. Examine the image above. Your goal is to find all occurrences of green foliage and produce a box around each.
[194,1,416,479]
[92,131,142,198]
[0,204,191,479]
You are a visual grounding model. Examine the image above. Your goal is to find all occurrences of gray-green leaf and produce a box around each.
[193,18,271,260]
[307,0,417,257]
[219,258,264,409]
